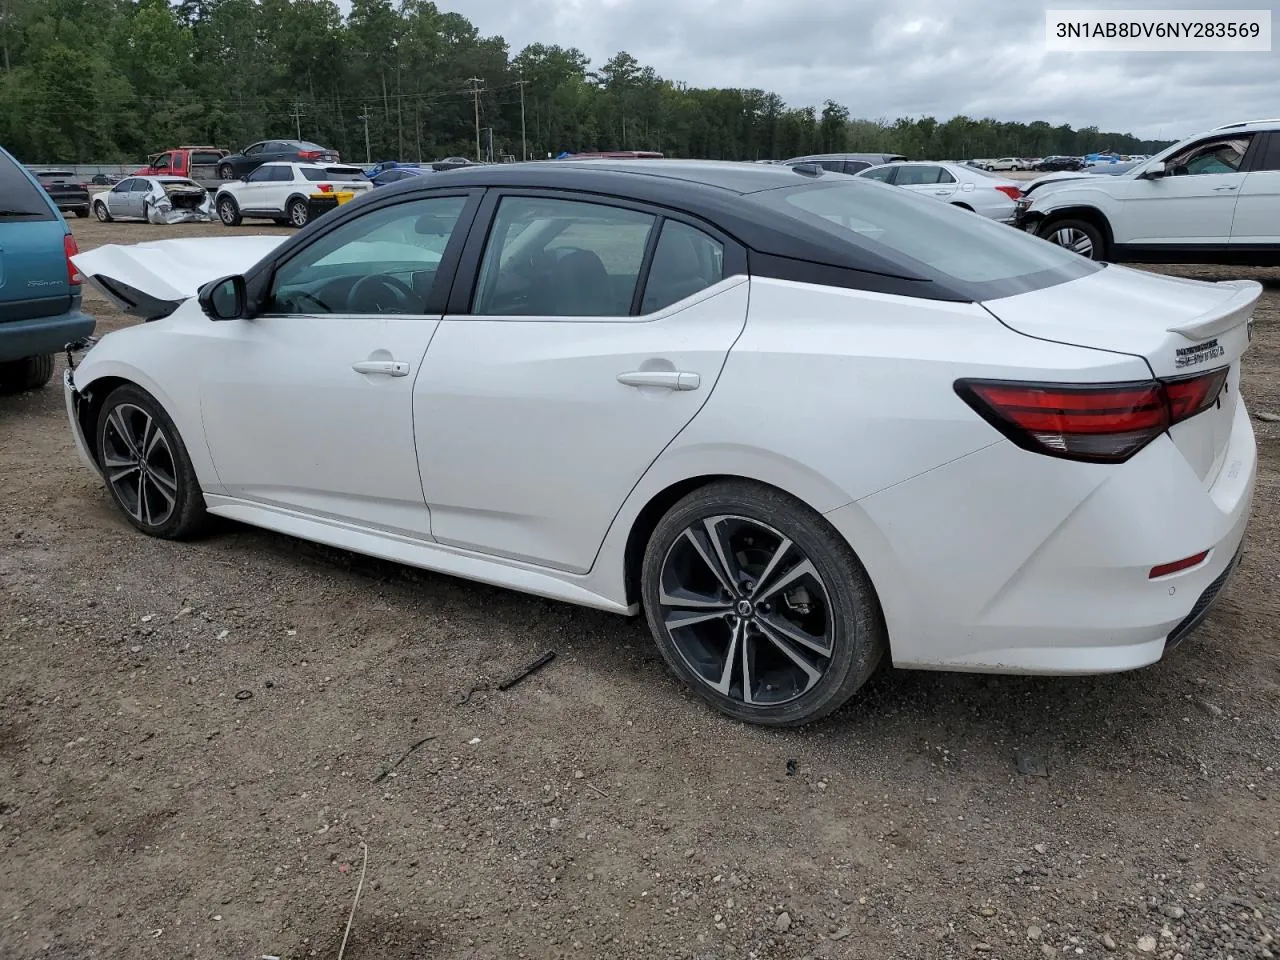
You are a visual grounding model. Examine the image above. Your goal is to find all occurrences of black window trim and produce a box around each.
[242,188,486,318]
[1242,130,1279,173]
[445,187,748,318]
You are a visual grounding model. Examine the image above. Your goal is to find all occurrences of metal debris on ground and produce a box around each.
[497,650,557,690]
[1253,410,1280,423]
[1014,750,1049,777]
[233,689,253,701]
[785,759,798,776]
[372,734,437,783]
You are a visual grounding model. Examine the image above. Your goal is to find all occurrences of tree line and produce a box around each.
[0,0,1175,165]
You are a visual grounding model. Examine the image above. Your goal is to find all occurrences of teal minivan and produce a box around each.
[0,145,95,392]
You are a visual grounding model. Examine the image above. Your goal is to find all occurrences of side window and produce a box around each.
[243,143,264,157]
[936,167,957,183]
[266,196,467,316]
[264,141,287,154]
[859,166,896,183]
[1168,136,1252,176]
[842,160,870,174]
[246,166,275,183]
[1253,134,1280,172]
[472,196,655,317]
[895,165,941,186]
[152,154,170,171]
[641,221,725,313]
[268,165,293,182]
[112,179,134,193]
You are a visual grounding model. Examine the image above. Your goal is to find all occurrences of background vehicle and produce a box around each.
[983,157,1023,171]
[92,176,213,223]
[781,152,906,174]
[134,146,229,181]
[213,161,371,227]
[1035,156,1085,171]
[0,147,93,392]
[33,170,90,218]
[371,166,428,187]
[66,160,1257,727]
[857,161,1023,220]
[1016,118,1280,264]
[216,140,340,180]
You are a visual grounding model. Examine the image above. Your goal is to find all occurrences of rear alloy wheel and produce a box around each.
[642,480,886,726]
[93,201,112,222]
[0,354,55,393]
[1039,218,1104,260]
[217,195,242,226]
[95,384,209,540]
[218,163,234,180]
[287,197,309,228]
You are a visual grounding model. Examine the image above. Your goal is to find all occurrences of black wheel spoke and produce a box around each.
[755,619,823,690]
[753,557,818,604]
[102,402,177,528]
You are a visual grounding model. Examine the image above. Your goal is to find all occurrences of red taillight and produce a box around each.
[994,185,1023,200]
[64,234,81,286]
[1149,550,1209,579]
[954,368,1228,463]
[298,150,323,160]
[317,183,333,193]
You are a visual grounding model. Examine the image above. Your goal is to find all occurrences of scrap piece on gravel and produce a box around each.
[785,759,798,776]
[457,681,489,706]
[1014,750,1049,777]
[372,734,437,783]
[1253,410,1280,422]
[497,650,556,691]
[234,689,253,701]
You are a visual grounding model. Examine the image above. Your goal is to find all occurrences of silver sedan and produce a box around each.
[856,161,1024,222]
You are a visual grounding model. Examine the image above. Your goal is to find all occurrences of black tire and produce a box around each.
[216,195,242,227]
[95,383,209,540]
[286,197,309,228]
[93,201,112,223]
[0,354,55,393]
[218,163,234,180]
[1037,217,1105,260]
[74,206,89,218]
[640,480,887,727]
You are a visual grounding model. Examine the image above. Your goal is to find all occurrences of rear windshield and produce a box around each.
[299,142,329,152]
[190,151,225,164]
[0,154,56,220]
[302,167,366,181]
[752,178,1098,300]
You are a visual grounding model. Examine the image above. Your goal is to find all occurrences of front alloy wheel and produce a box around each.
[642,480,886,726]
[1039,218,1104,260]
[96,385,209,539]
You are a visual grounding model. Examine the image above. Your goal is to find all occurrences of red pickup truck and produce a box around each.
[133,146,230,180]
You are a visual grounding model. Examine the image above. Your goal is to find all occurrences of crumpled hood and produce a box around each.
[72,235,288,305]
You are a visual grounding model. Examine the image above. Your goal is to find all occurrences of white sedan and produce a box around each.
[857,161,1025,221]
[65,160,1258,727]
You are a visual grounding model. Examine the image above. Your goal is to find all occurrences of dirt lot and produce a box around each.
[2,218,1278,960]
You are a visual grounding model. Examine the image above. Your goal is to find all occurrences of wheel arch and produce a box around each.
[1034,204,1115,249]
[950,201,974,211]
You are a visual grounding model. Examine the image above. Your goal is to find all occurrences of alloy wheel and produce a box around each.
[1047,226,1095,258]
[289,201,308,227]
[101,403,179,527]
[657,515,835,706]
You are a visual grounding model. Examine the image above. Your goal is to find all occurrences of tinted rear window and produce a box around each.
[753,179,1098,300]
[191,151,225,164]
[302,167,366,181]
[0,154,56,220]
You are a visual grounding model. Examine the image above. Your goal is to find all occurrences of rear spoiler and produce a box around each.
[1165,279,1261,341]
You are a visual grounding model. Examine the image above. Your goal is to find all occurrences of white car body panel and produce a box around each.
[1231,169,1280,244]
[64,205,1259,676]
[74,237,288,303]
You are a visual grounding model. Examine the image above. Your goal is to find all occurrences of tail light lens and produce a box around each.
[64,233,82,286]
[317,183,333,193]
[954,367,1228,463]
[994,185,1023,200]
[298,150,323,160]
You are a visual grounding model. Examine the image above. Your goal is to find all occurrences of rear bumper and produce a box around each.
[63,369,101,477]
[0,309,95,362]
[826,397,1256,674]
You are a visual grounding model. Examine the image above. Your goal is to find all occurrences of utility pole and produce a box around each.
[289,101,306,140]
[357,105,371,164]
[516,77,529,160]
[467,77,484,161]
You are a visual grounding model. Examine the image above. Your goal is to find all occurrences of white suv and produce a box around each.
[1016,118,1280,264]
[213,162,372,228]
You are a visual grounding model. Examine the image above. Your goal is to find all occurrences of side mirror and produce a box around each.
[1140,161,1167,179]
[199,275,246,321]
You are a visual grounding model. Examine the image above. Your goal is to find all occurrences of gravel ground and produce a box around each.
[1,219,1278,960]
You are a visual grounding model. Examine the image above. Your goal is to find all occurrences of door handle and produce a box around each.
[352,360,410,377]
[617,370,700,391]
[933,189,950,195]
[1213,185,1239,191]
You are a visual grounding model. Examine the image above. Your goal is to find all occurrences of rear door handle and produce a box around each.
[617,370,700,391]
[352,360,410,377]
[1213,185,1239,191]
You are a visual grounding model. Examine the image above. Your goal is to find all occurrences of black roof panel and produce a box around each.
[427,158,821,195]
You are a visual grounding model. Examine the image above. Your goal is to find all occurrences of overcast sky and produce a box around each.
[441,0,1279,140]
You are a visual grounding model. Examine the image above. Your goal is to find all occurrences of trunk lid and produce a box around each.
[983,264,1260,484]
[71,235,287,316]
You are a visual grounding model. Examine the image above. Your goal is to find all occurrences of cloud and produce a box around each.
[404,0,1280,138]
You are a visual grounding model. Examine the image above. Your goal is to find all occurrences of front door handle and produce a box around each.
[1213,185,1239,191]
[617,370,700,391]
[352,360,410,377]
